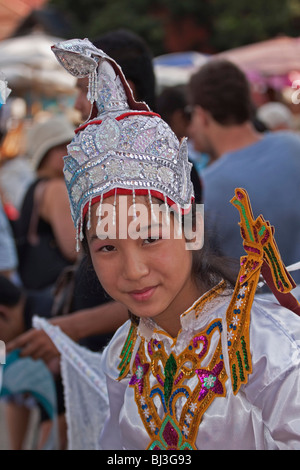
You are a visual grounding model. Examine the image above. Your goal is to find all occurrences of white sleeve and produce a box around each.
[99,374,128,450]
[245,299,300,449]
[98,321,133,450]
[33,316,110,450]
[254,365,300,449]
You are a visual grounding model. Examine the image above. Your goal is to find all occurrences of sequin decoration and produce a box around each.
[129,353,149,394]
[94,119,120,153]
[196,361,224,400]
[149,416,193,450]
[118,324,137,379]
[118,287,227,450]
[65,113,193,230]
[226,188,298,394]
[52,38,194,235]
[133,127,157,153]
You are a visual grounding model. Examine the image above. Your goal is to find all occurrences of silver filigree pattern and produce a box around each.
[52,38,194,242]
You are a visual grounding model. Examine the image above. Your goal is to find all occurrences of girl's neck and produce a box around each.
[154,281,206,338]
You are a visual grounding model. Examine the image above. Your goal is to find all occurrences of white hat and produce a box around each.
[257,102,293,130]
[27,115,75,170]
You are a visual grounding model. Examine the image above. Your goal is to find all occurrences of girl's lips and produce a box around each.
[128,286,157,302]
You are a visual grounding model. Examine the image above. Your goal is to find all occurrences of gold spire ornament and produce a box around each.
[226,187,299,394]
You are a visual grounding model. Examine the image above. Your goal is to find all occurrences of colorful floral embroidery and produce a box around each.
[126,296,227,450]
[196,361,224,400]
[129,353,149,394]
[149,416,194,450]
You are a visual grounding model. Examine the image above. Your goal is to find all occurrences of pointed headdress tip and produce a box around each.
[51,37,149,112]
[52,38,194,236]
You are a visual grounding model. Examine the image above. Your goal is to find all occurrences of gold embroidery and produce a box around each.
[182,279,227,319]
[117,323,138,380]
[130,320,226,450]
[227,188,296,394]
[126,285,227,450]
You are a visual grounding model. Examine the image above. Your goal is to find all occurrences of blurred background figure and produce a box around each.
[0,199,18,282]
[0,274,66,449]
[0,98,34,218]
[188,59,300,283]
[0,74,19,284]
[156,84,210,174]
[0,114,75,451]
[256,101,295,132]
[14,115,77,293]
[94,29,156,110]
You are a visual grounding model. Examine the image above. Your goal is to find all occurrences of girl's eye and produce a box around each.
[99,244,116,252]
[144,235,161,245]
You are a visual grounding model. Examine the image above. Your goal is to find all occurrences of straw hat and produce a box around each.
[27,115,75,170]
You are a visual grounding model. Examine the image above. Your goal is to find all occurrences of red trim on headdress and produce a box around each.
[81,188,193,224]
[75,111,161,134]
[261,261,300,316]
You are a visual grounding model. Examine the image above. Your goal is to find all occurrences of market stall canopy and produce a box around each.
[214,36,300,87]
[154,51,210,90]
[0,31,76,96]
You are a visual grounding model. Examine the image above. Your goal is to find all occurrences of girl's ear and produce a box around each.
[185,207,204,251]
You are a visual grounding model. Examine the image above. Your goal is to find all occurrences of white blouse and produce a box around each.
[99,287,300,450]
[34,285,300,450]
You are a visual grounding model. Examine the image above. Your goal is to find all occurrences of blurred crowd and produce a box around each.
[1,28,300,450]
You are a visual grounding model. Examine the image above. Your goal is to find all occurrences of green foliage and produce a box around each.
[211,0,299,51]
[48,0,300,55]
[50,0,165,55]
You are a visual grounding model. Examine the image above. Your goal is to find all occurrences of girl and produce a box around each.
[35,38,300,450]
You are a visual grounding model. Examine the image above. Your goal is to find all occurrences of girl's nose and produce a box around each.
[122,250,149,281]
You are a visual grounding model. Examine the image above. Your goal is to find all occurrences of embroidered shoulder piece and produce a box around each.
[129,318,226,450]
[226,188,297,394]
[117,322,138,380]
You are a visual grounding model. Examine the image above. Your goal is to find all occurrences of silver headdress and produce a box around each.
[51,38,194,248]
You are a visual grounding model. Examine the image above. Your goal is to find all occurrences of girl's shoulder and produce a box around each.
[101,319,137,380]
[251,296,300,350]
[246,296,300,397]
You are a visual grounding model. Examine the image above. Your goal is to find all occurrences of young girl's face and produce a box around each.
[87,194,202,336]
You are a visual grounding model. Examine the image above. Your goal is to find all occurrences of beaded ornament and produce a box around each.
[226,187,299,393]
[118,282,227,450]
[51,38,194,250]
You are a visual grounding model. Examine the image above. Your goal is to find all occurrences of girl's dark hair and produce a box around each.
[184,200,239,289]
[92,29,156,111]
[0,275,23,306]
[191,236,239,288]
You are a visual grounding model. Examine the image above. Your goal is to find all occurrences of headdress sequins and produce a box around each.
[51,38,194,248]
